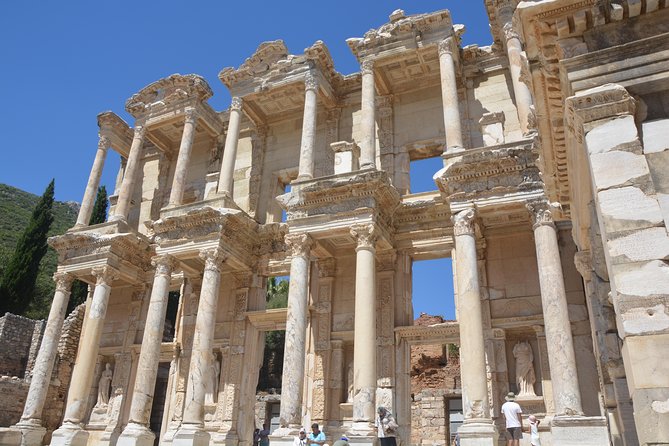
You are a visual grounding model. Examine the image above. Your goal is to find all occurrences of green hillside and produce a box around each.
[0,183,79,319]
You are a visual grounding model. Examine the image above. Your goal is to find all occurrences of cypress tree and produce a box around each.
[0,180,55,315]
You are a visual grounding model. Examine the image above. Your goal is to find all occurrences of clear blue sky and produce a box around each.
[1,1,492,319]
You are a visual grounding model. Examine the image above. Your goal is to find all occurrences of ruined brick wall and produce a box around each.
[0,377,30,426]
[0,313,46,378]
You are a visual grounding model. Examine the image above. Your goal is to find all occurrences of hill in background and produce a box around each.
[0,183,78,319]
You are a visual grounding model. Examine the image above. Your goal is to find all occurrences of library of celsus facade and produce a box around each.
[3,1,669,445]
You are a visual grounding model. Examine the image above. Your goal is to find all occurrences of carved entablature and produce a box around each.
[125,74,213,118]
[97,111,133,158]
[219,40,290,87]
[394,321,460,345]
[565,84,636,139]
[434,138,542,204]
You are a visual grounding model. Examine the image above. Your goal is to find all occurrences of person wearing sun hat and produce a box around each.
[500,392,523,446]
[293,428,308,446]
[527,415,541,446]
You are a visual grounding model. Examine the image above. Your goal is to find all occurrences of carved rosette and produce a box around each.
[361,59,374,76]
[526,200,555,230]
[285,233,313,258]
[53,272,74,293]
[97,136,111,151]
[230,96,243,112]
[350,223,378,250]
[199,248,227,273]
[152,254,178,278]
[132,124,146,140]
[437,37,454,57]
[452,208,476,237]
[304,73,318,92]
[184,107,198,125]
[91,265,119,287]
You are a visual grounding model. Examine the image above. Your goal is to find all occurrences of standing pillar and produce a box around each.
[217,97,243,196]
[452,209,497,445]
[50,266,119,446]
[12,273,74,445]
[76,136,110,226]
[169,109,199,206]
[526,200,583,416]
[118,255,178,446]
[111,125,146,221]
[297,74,318,181]
[276,233,313,432]
[174,248,226,446]
[437,38,464,153]
[350,224,377,427]
[359,60,376,170]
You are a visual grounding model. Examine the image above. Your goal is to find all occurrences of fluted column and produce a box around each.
[112,125,145,221]
[50,266,118,446]
[437,38,464,153]
[13,273,74,444]
[174,248,225,446]
[217,97,243,196]
[501,20,533,135]
[527,200,583,416]
[350,224,377,424]
[359,60,376,170]
[118,255,178,446]
[76,136,110,226]
[169,109,199,206]
[277,233,313,430]
[297,74,318,181]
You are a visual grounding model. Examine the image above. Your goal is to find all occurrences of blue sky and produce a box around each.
[1,1,492,319]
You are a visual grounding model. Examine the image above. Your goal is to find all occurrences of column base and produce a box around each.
[0,427,23,446]
[550,416,609,446]
[173,424,210,446]
[49,423,89,446]
[457,420,498,446]
[12,419,47,446]
[117,423,156,446]
[346,421,376,438]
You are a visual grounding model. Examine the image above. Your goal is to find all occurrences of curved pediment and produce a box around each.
[125,73,213,117]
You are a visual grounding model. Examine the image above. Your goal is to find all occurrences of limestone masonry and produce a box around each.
[1,1,668,445]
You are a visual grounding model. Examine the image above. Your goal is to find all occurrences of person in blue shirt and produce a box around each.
[307,423,327,446]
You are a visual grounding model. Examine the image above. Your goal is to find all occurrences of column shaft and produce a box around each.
[297,75,318,181]
[76,138,109,226]
[359,61,376,170]
[503,26,533,135]
[278,234,312,428]
[528,201,583,416]
[350,224,377,423]
[113,126,145,220]
[169,110,198,206]
[453,209,491,422]
[217,97,243,196]
[438,39,464,152]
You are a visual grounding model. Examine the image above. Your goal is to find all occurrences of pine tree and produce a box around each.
[67,186,109,314]
[0,180,55,315]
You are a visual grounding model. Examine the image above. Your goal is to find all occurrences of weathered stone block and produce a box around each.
[642,119,669,154]
[590,150,650,191]
[585,115,639,155]
[607,227,669,263]
[622,333,669,389]
[597,186,663,232]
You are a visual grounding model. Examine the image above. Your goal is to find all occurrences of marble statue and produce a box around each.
[513,341,536,397]
[95,363,113,408]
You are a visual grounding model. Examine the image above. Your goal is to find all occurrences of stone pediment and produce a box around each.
[125,73,213,117]
[219,40,296,88]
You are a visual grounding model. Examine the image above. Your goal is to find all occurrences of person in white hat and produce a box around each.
[500,392,523,446]
[293,428,308,446]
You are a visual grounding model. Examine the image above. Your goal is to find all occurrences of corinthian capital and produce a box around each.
[304,73,318,92]
[91,265,119,287]
[285,233,313,258]
[350,224,378,250]
[361,59,374,76]
[133,124,146,139]
[437,37,455,57]
[152,254,179,277]
[53,272,75,293]
[98,136,111,151]
[526,200,555,230]
[502,22,520,42]
[199,248,227,273]
[184,107,198,125]
[230,97,244,112]
[452,208,477,236]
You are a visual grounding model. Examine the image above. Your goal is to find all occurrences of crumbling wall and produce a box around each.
[0,313,46,378]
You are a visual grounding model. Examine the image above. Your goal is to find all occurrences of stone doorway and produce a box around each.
[149,362,171,445]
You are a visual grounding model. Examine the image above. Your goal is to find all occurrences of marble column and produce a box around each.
[437,38,464,153]
[13,273,74,445]
[501,19,533,135]
[350,224,377,425]
[174,248,226,446]
[76,136,110,226]
[217,97,243,196]
[452,209,497,445]
[50,266,118,446]
[118,255,178,446]
[297,74,318,181]
[169,109,199,206]
[277,233,313,431]
[359,60,376,170]
[112,125,146,221]
[527,200,583,416]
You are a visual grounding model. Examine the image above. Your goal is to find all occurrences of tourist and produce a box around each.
[451,432,460,446]
[253,428,261,446]
[307,423,327,446]
[500,392,523,446]
[376,406,398,446]
[527,415,541,446]
[259,423,271,446]
[293,428,308,446]
[332,436,349,446]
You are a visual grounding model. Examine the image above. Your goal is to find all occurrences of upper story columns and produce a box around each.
[76,136,111,227]
[111,124,146,221]
[359,60,377,170]
[168,108,199,206]
[438,37,465,153]
[297,73,319,180]
[217,97,244,196]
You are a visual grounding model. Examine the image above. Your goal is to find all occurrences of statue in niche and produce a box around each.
[94,363,113,408]
[205,353,221,405]
[513,341,536,397]
[346,361,354,403]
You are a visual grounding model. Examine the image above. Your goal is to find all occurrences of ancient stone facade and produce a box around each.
[2,1,669,445]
